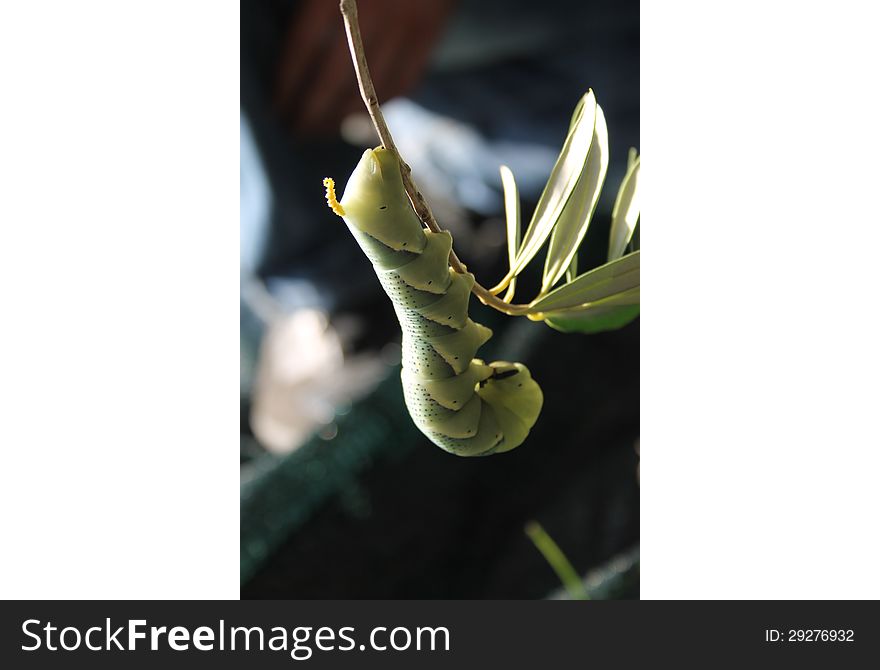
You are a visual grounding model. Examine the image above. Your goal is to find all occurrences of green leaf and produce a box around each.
[627,145,638,170]
[542,282,640,335]
[529,251,639,313]
[608,149,640,260]
[543,285,639,314]
[541,104,609,293]
[508,91,598,278]
[545,303,640,334]
[565,252,578,284]
[499,165,521,303]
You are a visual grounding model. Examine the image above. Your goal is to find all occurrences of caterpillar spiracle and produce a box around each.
[324,148,542,456]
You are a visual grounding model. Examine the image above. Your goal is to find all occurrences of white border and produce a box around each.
[641,0,880,598]
[0,1,240,599]
[2,0,879,601]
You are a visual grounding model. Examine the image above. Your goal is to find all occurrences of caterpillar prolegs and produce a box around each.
[325,148,542,456]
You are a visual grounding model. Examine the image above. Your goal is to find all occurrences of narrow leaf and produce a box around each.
[627,145,638,170]
[544,286,640,315]
[541,104,609,292]
[499,165,521,302]
[543,285,640,334]
[545,304,640,334]
[529,251,639,313]
[608,151,640,260]
[565,252,578,284]
[508,91,598,278]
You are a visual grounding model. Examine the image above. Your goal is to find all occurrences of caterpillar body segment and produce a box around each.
[326,148,543,456]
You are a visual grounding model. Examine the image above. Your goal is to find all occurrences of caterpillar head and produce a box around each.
[329,148,425,251]
[343,148,397,200]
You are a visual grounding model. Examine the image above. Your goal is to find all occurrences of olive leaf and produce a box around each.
[499,165,521,303]
[484,90,640,335]
[544,302,640,334]
[540,104,609,293]
[565,253,578,285]
[529,251,639,313]
[505,91,598,280]
[608,148,640,260]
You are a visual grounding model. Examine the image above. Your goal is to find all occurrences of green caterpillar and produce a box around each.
[325,148,542,456]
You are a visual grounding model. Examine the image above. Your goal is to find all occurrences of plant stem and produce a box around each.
[338,0,531,317]
[525,521,590,600]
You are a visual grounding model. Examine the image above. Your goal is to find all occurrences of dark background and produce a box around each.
[240,0,639,599]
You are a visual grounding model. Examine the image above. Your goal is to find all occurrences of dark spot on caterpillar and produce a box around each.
[402,242,407,247]
[379,205,387,210]
[427,281,432,285]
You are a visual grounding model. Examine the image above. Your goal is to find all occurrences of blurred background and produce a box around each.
[241,0,639,599]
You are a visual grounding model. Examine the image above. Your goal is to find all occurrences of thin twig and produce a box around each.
[339,0,530,316]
